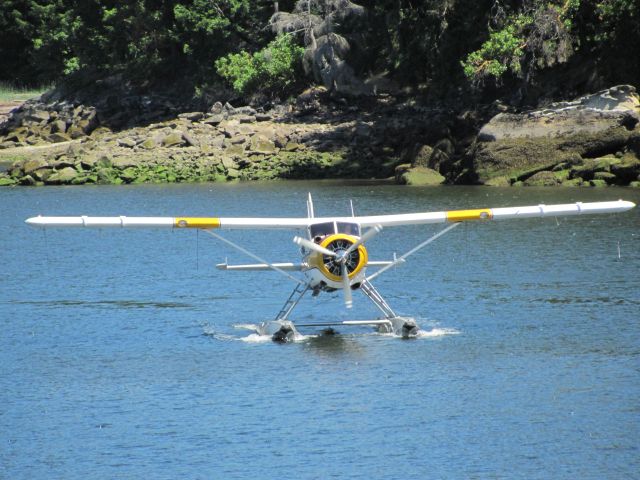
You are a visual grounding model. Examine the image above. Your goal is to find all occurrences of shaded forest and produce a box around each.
[1,0,639,107]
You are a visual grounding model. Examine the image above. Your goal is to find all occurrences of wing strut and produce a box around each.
[202,230,306,285]
[366,222,461,282]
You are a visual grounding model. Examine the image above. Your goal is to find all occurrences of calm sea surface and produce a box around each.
[1,182,639,479]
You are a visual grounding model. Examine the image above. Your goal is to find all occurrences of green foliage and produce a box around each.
[0,0,271,86]
[0,0,638,97]
[462,23,527,81]
[461,2,580,84]
[216,51,257,93]
[215,35,305,96]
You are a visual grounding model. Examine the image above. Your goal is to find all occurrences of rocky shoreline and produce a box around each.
[1,85,639,188]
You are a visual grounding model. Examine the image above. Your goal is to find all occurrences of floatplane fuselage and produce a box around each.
[26,195,635,342]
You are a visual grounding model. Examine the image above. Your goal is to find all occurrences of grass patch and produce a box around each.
[0,82,53,102]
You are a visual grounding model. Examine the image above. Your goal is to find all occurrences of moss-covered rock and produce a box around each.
[523,171,561,186]
[70,175,88,185]
[570,156,620,181]
[593,171,618,184]
[396,165,445,185]
[96,155,112,169]
[0,175,17,186]
[19,175,36,185]
[23,159,49,175]
[589,179,608,187]
[140,138,157,149]
[47,132,72,143]
[472,86,640,185]
[561,178,584,187]
[484,175,511,186]
[96,167,117,184]
[610,154,640,184]
[120,167,138,183]
[162,131,185,147]
[32,168,54,182]
[46,166,79,184]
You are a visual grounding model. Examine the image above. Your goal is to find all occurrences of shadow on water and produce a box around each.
[301,330,370,357]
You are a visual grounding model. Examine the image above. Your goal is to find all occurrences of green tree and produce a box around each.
[215,34,305,96]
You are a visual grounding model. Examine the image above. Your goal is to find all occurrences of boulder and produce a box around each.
[203,114,224,126]
[96,167,116,184]
[283,142,303,152]
[182,131,198,147]
[221,157,238,170]
[570,156,619,181]
[66,143,85,158]
[593,171,618,184]
[523,171,561,186]
[472,85,640,184]
[112,157,138,169]
[51,158,75,169]
[140,137,158,149]
[120,167,138,183]
[210,102,224,114]
[20,175,36,186]
[610,154,640,183]
[90,126,112,138]
[66,126,87,139]
[0,175,17,186]
[45,167,78,184]
[26,110,50,124]
[162,131,185,147]
[96,155,112,169]
[408,144,433,167]
[50,119,67,134]
[225,144,246,156]
[48,132,72,143]
[117,137,137,148]
[80,156,98,170]
[178,112,204,121]
[250,136,277,154]
[23,159,49,175]
[395,165,445,186]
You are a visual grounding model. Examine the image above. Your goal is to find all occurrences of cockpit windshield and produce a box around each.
[336,222,360,236]
[309,222,334,238]
[308,221,361,242]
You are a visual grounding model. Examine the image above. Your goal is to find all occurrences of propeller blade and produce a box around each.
[344,224,382,257]
[342,262,353,309]
[293,236,336,257]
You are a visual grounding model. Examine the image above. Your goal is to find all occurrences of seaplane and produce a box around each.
[26,196,635,342]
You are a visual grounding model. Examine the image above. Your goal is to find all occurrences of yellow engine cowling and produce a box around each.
[308,233,369,283]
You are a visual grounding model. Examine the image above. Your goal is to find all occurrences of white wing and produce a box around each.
[25,200,635,229]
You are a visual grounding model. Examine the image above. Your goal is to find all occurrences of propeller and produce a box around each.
[343,225,382,257]
[293,236,337,257]
[341,261,353,308]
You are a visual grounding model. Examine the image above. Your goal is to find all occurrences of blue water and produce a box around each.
[1,182,639,479]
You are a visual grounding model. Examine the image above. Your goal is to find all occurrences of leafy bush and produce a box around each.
[461,2,578,85]
[215,34,304,96]
[462,24,526,81]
